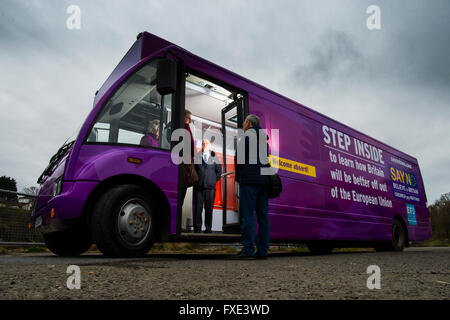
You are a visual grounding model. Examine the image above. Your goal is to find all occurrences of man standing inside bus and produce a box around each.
[193,139,221,233]
[234,114,270,259]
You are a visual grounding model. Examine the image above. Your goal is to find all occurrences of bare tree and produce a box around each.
[22,186,39,196]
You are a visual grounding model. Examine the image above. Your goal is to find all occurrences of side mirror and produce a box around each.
[156,59,177,95]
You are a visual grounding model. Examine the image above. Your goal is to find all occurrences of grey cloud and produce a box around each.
[383,0,450,88]
[0,0,65,52]
[282,0,450,93]
[289,30,361,87]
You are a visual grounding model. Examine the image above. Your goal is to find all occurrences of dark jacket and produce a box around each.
[194,151,222,190]
[185,123,195,159]
[235,125,270,186]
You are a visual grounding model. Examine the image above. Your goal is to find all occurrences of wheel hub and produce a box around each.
[117,199,151,246]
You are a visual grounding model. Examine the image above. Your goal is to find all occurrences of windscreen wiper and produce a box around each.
[37,140,75,184]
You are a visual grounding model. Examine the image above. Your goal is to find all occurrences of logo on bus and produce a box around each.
[406,204,417,226]
[389,166,420,203]
[390,167,417,187]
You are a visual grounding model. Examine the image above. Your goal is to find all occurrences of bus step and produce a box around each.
[222,223,241,234]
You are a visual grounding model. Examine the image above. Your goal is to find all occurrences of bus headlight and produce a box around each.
[52,176,63,197]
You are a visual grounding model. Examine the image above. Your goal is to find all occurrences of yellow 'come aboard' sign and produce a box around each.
[269,155,316,178]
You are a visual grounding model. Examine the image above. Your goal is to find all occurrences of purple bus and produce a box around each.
[32,32,432,257]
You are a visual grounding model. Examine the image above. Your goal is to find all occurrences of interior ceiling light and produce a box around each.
[186,81,233,103]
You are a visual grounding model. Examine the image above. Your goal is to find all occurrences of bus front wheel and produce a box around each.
[90,184,156,258]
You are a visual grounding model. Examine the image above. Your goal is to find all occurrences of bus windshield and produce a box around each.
[87,59,173,150]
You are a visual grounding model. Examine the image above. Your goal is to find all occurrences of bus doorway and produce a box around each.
[180,72,245,236]
[221,98,244,234]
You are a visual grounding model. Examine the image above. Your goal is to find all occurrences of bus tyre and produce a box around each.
[390,219,407,251]
[374,219,407,252]
[90,184,156,258]
[43,224,93,256]
[306,241,333,255]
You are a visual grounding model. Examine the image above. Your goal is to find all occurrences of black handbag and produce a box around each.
[183,163,198,187]
[268,173,283,198]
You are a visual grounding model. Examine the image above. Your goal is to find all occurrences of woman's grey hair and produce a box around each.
[147,119,160,134]
[245,114,260,127]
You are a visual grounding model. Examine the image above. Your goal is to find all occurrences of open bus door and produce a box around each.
[221,98,245,234]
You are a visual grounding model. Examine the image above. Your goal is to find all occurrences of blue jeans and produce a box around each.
[239,185,270,256]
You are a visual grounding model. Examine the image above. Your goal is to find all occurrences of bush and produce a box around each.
[429,193,450,240]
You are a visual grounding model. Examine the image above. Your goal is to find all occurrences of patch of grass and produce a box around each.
[411,239,450,247]
[269,245,309,253]
[149,242,203,253]
[0,246,8,255]
[148,244,312,254]
[18,246,49,253]
[203,246,239,254]
[148,243,312,254]
[0,245,49,255]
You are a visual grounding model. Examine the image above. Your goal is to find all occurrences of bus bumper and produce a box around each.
[32,180,98,234]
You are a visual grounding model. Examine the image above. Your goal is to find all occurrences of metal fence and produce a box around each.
[0,189,43,243]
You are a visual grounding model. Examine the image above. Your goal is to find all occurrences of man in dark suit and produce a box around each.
[234,114,270,259]
[193,139,222,233]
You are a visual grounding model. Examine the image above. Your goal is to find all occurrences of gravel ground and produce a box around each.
[0,247,448,300]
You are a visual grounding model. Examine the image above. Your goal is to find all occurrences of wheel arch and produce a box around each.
[81,174,171,242]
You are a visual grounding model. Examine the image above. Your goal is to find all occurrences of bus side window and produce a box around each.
[87,128,97,142]
[87,59,174,150]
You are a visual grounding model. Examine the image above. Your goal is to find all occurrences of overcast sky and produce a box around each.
[0,0,448,203]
